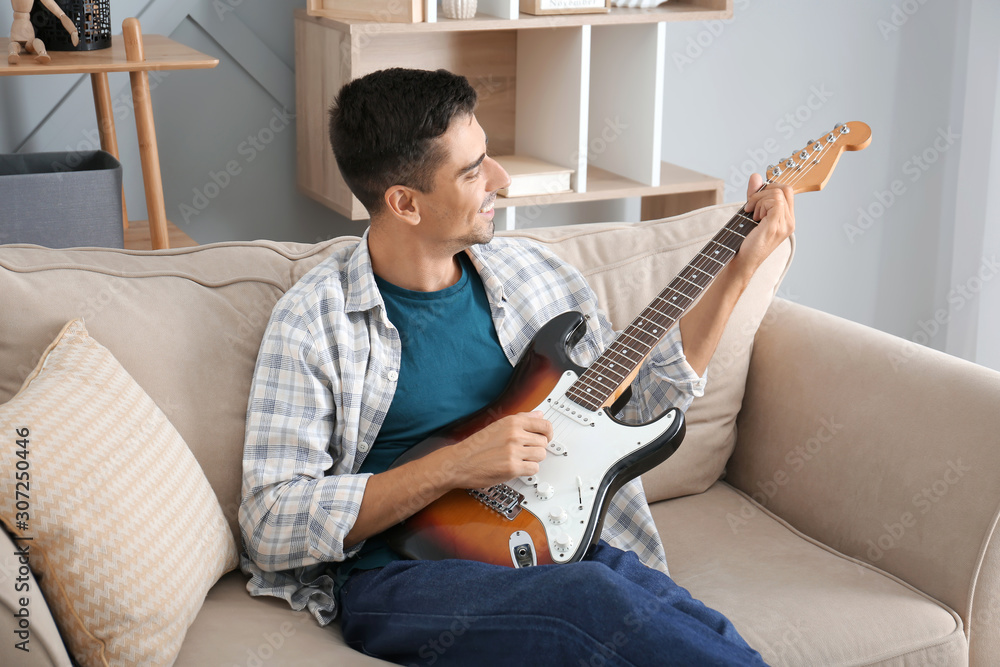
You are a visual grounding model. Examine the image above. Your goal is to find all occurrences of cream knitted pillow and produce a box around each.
[0,319,238,666]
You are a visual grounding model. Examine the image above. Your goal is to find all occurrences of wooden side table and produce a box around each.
[0,18,218,249]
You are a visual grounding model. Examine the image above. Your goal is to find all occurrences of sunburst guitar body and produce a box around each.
[387,310,685,566]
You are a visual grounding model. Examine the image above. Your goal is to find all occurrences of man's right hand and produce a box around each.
[344,411,553,549]
[447,411,553,490]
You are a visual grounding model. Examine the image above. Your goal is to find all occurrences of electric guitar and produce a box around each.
[386,122,872,567]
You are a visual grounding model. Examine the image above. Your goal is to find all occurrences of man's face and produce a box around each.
[416,114,510,250]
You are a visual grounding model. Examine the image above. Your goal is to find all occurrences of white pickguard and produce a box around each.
[505,370,677,563]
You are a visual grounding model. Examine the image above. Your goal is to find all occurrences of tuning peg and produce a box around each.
[839,123,850,134]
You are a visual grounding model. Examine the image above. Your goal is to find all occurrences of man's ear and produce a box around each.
[384,186,421,226]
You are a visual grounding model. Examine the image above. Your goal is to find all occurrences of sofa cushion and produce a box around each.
[175,572,388,666]
[650,482,967,666]
[0,320,238,666]
[507,202,793,502]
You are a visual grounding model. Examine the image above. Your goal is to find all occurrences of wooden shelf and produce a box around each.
[124,219,198,250]
[298,1,731,33]
[495,161,721,208]
[0,35,218,76]
[294,4,728,228]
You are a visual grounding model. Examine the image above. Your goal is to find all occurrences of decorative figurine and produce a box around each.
[8,0,79,65]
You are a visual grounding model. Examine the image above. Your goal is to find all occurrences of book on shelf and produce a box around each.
[520,0,609,16]
[494,155,574,198]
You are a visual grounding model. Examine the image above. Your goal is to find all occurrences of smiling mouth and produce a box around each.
[479,196,496,214]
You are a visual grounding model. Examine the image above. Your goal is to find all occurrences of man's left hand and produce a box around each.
[732,173,795,279]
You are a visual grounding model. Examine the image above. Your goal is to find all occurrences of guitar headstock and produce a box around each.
[765,121,871,194]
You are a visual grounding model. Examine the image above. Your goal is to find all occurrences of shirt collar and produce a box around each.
[342,228,383,314]
[343,229,509,314]
[466,242,507,305]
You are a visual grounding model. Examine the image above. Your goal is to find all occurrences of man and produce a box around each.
[240,68,793,665]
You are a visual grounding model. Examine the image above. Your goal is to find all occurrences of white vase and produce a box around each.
[442,0,477,20]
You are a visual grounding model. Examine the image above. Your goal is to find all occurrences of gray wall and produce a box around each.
[660,0,998,369]
[2,0,997,369]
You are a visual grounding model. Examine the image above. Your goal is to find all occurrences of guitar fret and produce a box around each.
[698,253,726,269]
[616,334,654,357]
[609,341,644,363]
[584,366,627,389]
[635,313,675,333]
[587,359,627,383]
[662,288,693,308]
[677,274,706,290]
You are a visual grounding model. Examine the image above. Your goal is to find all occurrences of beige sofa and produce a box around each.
[1,202,998,666]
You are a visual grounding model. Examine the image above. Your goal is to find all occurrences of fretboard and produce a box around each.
[564,208,760,411]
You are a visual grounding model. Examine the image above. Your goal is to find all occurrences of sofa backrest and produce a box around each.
[0,203,791,542]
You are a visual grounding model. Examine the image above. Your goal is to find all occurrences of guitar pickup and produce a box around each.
[546,439,567,456]
[549,397,598,427]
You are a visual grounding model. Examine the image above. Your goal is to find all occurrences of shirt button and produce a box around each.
[387,370,399,381]
[358,442,369,453]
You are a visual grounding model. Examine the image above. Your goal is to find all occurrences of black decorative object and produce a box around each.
[30,0,111,52]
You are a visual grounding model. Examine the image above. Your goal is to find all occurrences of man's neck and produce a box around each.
[368,222,465,292]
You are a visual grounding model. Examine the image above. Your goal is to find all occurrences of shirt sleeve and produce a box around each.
[238,300,369,573]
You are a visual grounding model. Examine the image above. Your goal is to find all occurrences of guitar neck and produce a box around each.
[564,207,759,411]
[563,121,872,412]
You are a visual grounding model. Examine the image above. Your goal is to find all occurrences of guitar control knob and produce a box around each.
[553,533,574,552]
[548,507,568,524]
[536,483,555,500]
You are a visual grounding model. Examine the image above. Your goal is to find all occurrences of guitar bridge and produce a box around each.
[469,484,523,520]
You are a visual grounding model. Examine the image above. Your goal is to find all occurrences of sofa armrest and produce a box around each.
[0,527,72,666]
[726,298,1000,662]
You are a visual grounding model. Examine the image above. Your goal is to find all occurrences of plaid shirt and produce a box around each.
[239,230,706,625]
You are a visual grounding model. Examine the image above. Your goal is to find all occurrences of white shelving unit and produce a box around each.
[294,3,728,228]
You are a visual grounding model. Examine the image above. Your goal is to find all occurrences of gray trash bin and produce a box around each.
[0,150,124,248]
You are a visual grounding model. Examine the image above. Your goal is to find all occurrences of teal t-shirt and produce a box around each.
[336,252,514,582]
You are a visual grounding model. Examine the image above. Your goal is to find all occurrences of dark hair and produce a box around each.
[328,68,478,217]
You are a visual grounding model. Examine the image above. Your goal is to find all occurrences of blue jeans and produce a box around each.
[339,542,766,666]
